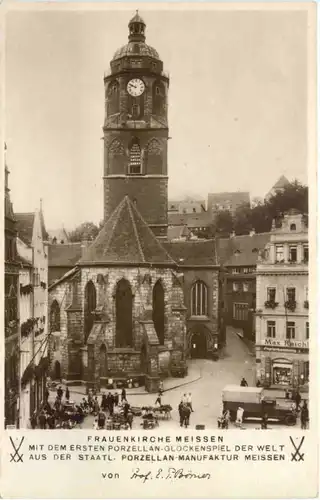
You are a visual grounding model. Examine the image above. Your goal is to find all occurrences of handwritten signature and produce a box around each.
[130,468,211,483]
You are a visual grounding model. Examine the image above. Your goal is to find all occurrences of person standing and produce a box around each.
[178,401,184,427]
[182,393,187,404]
[121,388,126,402]
[57,386,63,400]
[186,393,194,412]
[98,410,106,429]
[300,401,309,429]
[183,405,191,428]
[65,386,70,401]
[155,391,162,406]
[123,401,130,420]
[240,378,248,387]
[295,391,302,411]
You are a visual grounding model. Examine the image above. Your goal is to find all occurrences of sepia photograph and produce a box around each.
[1,2,318,498]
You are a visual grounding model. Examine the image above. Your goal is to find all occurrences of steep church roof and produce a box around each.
[79,196,175,266]
[15,213,35,245]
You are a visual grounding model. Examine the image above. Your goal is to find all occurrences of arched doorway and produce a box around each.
[84,280,96,342]
[99,345,107,384]
[116,279,133,347]
[152,280,165,345]
[190,332,207,359]
[54,361,61,380]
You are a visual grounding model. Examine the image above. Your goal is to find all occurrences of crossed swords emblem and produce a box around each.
[289,436,305,462]
[9,436,25,463]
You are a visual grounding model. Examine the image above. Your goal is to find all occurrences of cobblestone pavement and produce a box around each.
[57,329,298,430]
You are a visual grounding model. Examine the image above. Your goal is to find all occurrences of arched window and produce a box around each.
[191,281,208,316]
[129,140,142,174]
[50,300,60,332]
[84,280,96,342]
[290,223,296,231]
[152,280,165,345]
[116,279,133,347]
[107,80,120,116]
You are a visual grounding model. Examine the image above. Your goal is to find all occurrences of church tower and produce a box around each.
[103,12,169,238]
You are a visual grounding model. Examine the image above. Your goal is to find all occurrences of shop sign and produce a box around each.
[259,338,309,349]
[261,346,309,354]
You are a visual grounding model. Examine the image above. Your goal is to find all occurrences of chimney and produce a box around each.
[250,228,256,236]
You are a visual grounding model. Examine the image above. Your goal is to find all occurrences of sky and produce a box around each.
[5,6,309,230]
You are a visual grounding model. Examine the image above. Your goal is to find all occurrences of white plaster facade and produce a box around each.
[255,211,309,391]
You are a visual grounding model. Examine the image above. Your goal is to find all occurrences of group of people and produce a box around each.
[178,393,194,428]
[29,385,85,429]
[91,388,134,430]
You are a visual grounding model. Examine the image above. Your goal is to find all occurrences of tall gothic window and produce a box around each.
[84,280,96,342]
[191,281,208,316]
[50,300,60,332]
[152,280,165,345]
[116,279,133,347]
[129,140,142,174]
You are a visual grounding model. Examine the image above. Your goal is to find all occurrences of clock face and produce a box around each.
[127,79,145,97]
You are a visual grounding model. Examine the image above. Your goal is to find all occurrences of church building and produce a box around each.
[48,13,222,392]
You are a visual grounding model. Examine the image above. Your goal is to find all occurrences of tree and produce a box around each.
[214,210,234,235]
[69,222,100,243]
[233,203,252,235]
[266,180,308,219]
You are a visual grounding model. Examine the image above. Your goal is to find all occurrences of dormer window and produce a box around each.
[290,223,296,231]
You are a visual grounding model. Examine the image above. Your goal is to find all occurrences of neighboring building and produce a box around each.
[15,208,49,427]
[47,13,222,393]
[168,211,212,238]
[207,191,250,216]
[168,198,206,214]
[48,228,70,245]
[4,163,20,428]
[48,243,82,285]
[265,175,290,201]
[255,210,309,391]
[217,231,271,341]
[163,240,224,358]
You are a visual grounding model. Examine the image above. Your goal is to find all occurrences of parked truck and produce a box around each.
[222,385,297,426]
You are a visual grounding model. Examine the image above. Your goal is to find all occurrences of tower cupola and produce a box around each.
[128,11,146,42]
